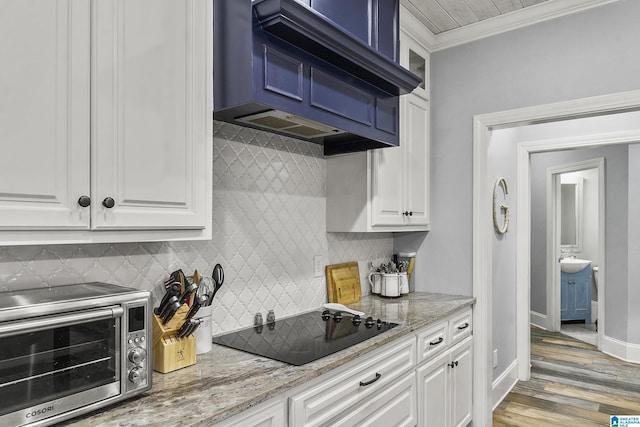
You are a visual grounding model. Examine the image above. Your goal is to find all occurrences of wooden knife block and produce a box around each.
[152,304,196,373]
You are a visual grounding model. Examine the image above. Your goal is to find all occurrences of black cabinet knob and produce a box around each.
[102,197,115,209]
[409,211,413,216]
[77,195,91,208]
[403,211,409,216]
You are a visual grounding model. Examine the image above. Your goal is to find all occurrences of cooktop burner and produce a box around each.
[211,310,398,366]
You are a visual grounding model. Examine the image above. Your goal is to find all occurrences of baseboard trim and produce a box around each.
[530,311,548,330]
[492,359,519,411]
[601,335,640,364]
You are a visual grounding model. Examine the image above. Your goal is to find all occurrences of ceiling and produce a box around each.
[402,0,549,34]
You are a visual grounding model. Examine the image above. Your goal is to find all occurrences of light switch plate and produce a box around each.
[313,255,324,278]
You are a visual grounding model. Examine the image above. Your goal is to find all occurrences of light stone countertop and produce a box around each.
[62,292,474,427]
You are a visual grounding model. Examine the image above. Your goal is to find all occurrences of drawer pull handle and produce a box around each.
[359,373,382,387]
[429,337,444,346]
[457,322,470,330]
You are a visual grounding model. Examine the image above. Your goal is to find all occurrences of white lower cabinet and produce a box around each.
[417,336,473,427]
[330,371,417,427]
[289,336,417,426]
[220,308,473,427]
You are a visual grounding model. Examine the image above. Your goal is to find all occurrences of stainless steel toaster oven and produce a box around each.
[0,282,152,426]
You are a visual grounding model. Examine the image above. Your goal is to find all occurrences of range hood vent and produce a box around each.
[237,110,346,139]
[213,0,422,155]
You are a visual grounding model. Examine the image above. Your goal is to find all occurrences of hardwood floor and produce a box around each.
[493,326,640,426]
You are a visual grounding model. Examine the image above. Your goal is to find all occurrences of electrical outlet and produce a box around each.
[493,349,498,368]
[313,255,324,278]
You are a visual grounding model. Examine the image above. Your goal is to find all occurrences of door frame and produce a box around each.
[546,158,604,339]
[472,89,640,426]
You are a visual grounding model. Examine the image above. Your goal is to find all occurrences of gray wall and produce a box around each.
[628,145,640,343]
[416,0,640,382]
[488,128,518,376]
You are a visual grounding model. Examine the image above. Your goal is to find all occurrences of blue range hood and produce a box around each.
[213,0,422,155]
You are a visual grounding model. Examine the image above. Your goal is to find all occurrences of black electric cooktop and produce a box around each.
[212,310,398,366]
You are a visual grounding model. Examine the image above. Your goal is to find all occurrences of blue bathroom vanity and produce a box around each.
[561,265,592,323]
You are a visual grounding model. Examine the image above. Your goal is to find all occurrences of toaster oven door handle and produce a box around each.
[0,306,124,338]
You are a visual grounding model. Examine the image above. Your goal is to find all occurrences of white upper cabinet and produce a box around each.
[0,0,212,245]
[92,0,209,230]
[326,6,430,232]
[0,0,91,230]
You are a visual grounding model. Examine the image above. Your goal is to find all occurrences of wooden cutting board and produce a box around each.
[326,262,361,304]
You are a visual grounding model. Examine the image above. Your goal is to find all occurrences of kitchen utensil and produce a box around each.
[185,295,207,320]
[380,273,402,298]
[179,282,198,306]
[325,262,361,304]
[399,272,409,295]
[176,319,192,338]
[177,318,200,338]
[161,300,181,324]
[322,303,365,317]
[158,296,179,319]
[197,276,213,306]
[398,251,416,283]
[368,272,382,294]
[192,269,201,285]
[194,304,213,354]
[155,282,181,315]
[209,263,224,305]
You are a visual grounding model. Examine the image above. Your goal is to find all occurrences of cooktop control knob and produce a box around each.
[128,347,147,365]
[321,310,331,320]
[364,316,375,328]
[333,311,342,322]
[128,366,146,385]
[352,314,362,326]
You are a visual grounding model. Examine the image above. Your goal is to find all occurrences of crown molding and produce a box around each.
[400,4,436,52]
[424,0,620,52]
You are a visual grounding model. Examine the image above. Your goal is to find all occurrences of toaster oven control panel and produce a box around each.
[125,305,149,391]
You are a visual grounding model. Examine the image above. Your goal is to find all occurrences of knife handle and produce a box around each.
[179,282,198,306]
[155,283,181,315]
[176,319,191,338]
[185,298,201,320]
[161,301,181,325]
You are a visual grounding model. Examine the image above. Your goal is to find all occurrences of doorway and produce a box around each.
[471,89,640,426]
[545,160,603,348]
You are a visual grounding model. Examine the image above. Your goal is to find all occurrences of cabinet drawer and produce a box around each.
[289,336,416,427]
[331,371,417,427]
[449,310,472,344]
[416,321,448,363]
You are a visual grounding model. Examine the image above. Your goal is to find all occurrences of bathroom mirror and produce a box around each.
[560,176,583,252]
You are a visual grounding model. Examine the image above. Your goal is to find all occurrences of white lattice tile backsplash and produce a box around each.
[0,122,393,334]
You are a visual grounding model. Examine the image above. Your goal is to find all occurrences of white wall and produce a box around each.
[421,0,640,383]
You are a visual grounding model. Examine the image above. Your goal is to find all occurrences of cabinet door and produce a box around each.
[416,350,449,427]
[370,146,405,227]
[400,36,428,97]
[450,337,473,427]
[92,0,209,230]
[560,272,571,319]
[0,0,90,230]
[402,94,430,227]
[573,267,592,321]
